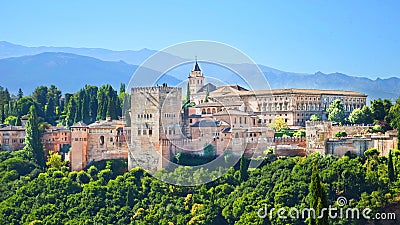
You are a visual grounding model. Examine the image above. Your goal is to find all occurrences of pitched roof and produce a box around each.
[191,120,229,127]
[88,119,125,128]
[197,83,216,93]
[44,126,70,133]
[193,59,201,71]
[239,88,366,97]
[71,121,88,127]
[210,85,249,97]
[0,125,25,131]
[213,109,254,116]
[194,101,243,108]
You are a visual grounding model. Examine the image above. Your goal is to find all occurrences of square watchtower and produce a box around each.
[129,85,182,171]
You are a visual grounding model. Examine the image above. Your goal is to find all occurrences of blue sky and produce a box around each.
[1,0,399,78]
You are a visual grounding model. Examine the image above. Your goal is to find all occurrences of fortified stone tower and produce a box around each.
[129,85,182,171]
[70,122,89,171]
[305,121,332,155]
[188,59,204,94]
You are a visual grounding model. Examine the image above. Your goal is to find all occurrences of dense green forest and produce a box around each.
[1,147,400,224]
[0,84,125,127]
[1,85,400,224]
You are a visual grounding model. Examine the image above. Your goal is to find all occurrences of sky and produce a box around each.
[0,0,399,79]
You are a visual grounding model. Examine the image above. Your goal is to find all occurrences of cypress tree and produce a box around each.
[66,97,77,126]
[388,150,395,182]
[24,105,46,167]
[97,85,109,120]
[119,83,126,95]
[126,186,135,208]
[204,86,209,103]
[87,86,98,123]
[309,159,328,225]
[239,156,249,182]
[45,96,56,125]
[1,105,5,123]
[82,90,90,124]
[74,90,84,123]
[183,82,191,108]
[18,88,23,99]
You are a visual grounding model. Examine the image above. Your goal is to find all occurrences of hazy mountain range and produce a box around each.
[0,41,399,101]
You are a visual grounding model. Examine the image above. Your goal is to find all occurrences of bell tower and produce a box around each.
[188,58,204,94]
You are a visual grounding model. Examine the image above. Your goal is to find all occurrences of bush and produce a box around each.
[76,171,90,184]
[174,152,215,166]
[274,130,295,137]
[334,131,347,138]
[364,148,379,158]
[293,129,306,137]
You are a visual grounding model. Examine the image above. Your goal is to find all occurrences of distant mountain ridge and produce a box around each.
[0,41,156,65]
[0,41,399,101]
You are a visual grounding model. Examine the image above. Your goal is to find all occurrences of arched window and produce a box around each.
[100,136,104,145]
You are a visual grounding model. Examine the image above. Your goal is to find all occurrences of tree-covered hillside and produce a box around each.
[1,148,399,224]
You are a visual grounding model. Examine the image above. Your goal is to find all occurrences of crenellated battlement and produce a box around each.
[131,86,181,93]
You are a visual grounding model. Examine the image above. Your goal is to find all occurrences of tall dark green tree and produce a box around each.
[45,95,56,125]
[32,86,48,108]
[327,100,345,124]
[371,99,386,121]
[0,86,11,123]
[16,96,34,117]
[65,97,77,126]
[361,105,373,124]
[183,83,191,107]
[81,90,90,124]
[126,186,135,208]
[74,90,84,123]
[388,97,400,148]
[204,86,209,103]
[238,156,249,182]
[97,85,120,120]
[97,85,108,120]
[309,159,328,225]
[87,86,99,123]
[119,83,126,95]
[106,96,116,118]
[383,99,393,116]
[23,105,46,168]
[388,150,395,182]
[18,88,23,99]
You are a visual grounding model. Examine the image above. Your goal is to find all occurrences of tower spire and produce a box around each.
[193,56,201,71]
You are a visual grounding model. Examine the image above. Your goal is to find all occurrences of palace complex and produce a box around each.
[1,60,397,171]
